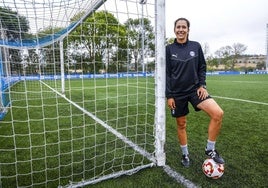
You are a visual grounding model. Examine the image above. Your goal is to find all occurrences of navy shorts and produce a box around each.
[170,91,211,117]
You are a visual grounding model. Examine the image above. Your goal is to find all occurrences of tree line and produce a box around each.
[166,38,265,72]
[1,6,265,75]
[0,7,155,75]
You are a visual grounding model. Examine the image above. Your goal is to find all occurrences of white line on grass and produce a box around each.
[213,96,268,106]
[231,81,267,84]
[163,165,199,188]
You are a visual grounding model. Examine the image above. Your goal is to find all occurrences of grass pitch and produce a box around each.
[0,74,267,187]
[95,74,268,188]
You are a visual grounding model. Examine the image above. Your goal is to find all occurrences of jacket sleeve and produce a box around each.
[197,44,207,87]
[165,45,172,99]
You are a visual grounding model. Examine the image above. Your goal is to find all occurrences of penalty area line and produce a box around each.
[163,165,199,188]
[213,96,268,106]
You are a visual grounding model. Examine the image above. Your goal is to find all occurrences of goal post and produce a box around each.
[0,0,166,187]
[154,0,166,166]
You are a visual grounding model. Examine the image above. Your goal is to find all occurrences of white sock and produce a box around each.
[180,144,189,156]
[206,140,216,151]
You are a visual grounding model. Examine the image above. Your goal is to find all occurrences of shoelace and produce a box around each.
[208,150,217,158]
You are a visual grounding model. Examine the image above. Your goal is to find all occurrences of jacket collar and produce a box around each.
[174,38,188,45]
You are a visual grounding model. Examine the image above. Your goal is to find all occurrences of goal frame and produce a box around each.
[0,0,166,187]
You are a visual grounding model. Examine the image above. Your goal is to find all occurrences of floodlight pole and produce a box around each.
[266,24,268,72]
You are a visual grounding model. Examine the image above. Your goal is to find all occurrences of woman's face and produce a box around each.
[174,20,189,43]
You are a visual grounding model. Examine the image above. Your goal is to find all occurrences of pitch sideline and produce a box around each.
[213,96,268,106]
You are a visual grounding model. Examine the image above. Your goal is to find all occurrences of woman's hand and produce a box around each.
[167,98,176,110]
[197,87,209,100]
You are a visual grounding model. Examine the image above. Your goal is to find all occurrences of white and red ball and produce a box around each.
[202,158,224,179]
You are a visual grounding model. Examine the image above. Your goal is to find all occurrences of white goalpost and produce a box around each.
[0,0,166,187]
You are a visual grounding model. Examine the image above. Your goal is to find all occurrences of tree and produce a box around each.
[0,6,31,75]
[215,46,233,70]
[215,43,247,70]
[256,61,265,70]
[232,43,247,56]
[0,6,30,40]
[36,26,65,74]
[69,10,127,73]
[166,37,174,45]
[124,18,154,71]
[232,43,247,69]
[206,55,219,72]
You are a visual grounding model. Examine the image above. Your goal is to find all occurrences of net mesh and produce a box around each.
[0,0,158,187]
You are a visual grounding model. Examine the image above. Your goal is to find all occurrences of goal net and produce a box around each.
[0,0,166,187]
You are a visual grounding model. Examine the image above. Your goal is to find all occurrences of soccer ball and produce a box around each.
[202,158,224,179]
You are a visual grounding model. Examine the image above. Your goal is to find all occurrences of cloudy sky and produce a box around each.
[165,0,268,55]
[3,0,267,55]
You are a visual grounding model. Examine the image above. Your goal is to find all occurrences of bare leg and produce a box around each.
[176,116,187,145]
[197,98,225,164]
[176,115,190,166]
[197,98,224,141]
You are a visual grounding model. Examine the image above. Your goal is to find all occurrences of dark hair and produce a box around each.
[174,17,190,29]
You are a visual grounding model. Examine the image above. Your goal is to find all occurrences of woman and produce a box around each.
[166,17,225,167]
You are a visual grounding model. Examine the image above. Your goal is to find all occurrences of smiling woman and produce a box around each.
[166,17,225,167]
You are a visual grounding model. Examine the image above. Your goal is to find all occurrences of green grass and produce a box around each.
[0,77,156,187]
[0,74,268,187]
[91,74,268,188]
[164,74,268,187]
